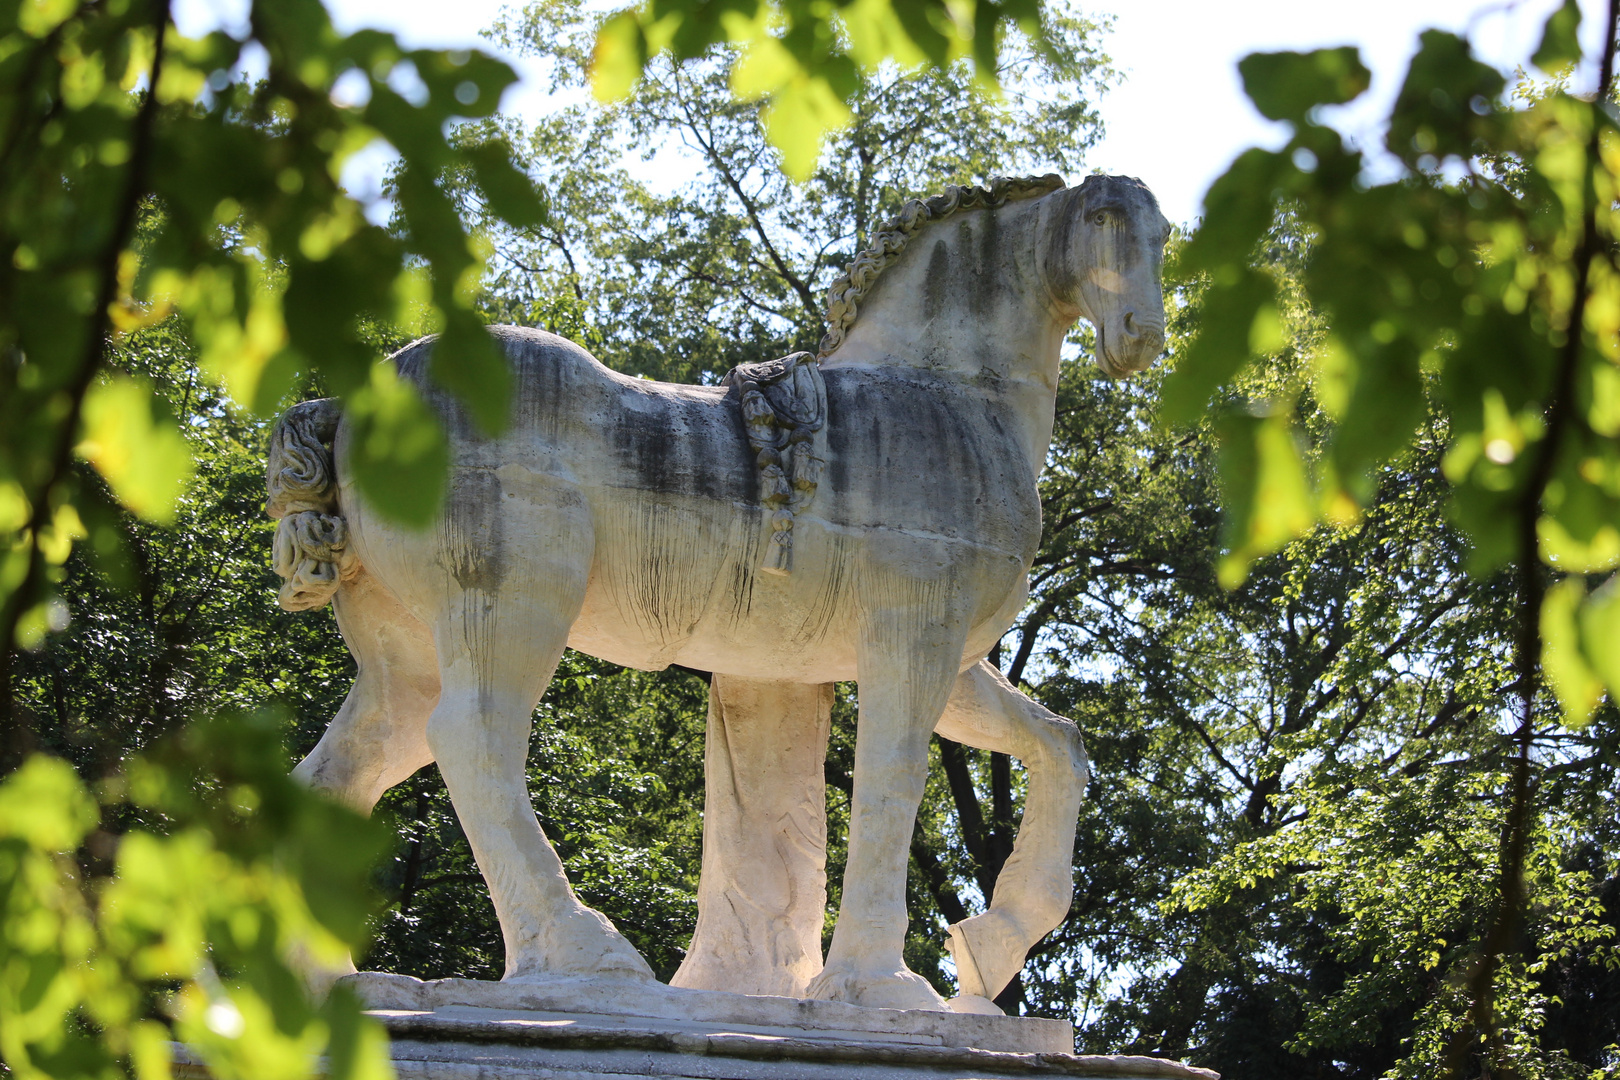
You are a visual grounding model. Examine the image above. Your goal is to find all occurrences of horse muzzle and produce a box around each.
[1097,311,1165,377]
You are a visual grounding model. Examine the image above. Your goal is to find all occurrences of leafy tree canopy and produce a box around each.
[1162,0,1620,1073]
[6,3,1620,1080]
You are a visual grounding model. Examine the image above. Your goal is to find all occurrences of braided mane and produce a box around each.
[817,173,1066,358]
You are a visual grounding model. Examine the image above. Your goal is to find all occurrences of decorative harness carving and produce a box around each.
[722,352,827,576]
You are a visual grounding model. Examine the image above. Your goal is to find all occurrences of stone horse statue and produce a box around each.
[267,173,1169,1013]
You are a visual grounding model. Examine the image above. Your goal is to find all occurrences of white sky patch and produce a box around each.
[1088,0,1606,224]
[180,0,1606,223]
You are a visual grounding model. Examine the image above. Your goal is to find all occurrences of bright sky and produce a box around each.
[183,0,1609,225]
[1088,0,1606,223]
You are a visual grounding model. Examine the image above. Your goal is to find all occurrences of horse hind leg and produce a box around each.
[294,565,440,811]
[423,487,652,983]
[291,564,440,980]
[672,674,832,998]
[932,659,1090,1012]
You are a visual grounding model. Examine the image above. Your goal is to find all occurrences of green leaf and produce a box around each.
[731,34,800,97]
[1332,336,1425,491]
[1216,411,1316,588]
[321,988,395,1080]
[17,0,77,36]
[430,312,513,435]
[344,364,448,528]
[666,0,754,60]
[283,229,404,397]
[1532,0,1583,74]
[1387,31,1506,166]
[1310,334,1355,420]
[292,796,393,945]
[1587,358,1620,437]
[1541,467,1620,572]
[840,0,938,68]
[1448,482,1520,574]
[1176,148,1288,276]
[1160,269,1275,427]
[75,376,195,525]
[591,11,648,102]
[0,756,98,850]
[761,75,851,181]
[414,48,517,120]
[464,142,549,230]
[1542,576,1604,727]
[1578,573,1620,700]
[1238,47,1371,124]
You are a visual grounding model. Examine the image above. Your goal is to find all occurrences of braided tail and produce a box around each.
[266,398,357,612]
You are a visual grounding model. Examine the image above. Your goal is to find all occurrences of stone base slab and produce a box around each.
[310,972,1218,1080]
[340,971,1072,1055]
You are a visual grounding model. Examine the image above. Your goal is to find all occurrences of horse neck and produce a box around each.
[819,195,1071,478]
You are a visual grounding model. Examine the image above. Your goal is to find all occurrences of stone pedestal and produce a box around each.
[334,973,1217,1080]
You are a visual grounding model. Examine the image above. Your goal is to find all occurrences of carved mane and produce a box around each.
[816,173,1066,358]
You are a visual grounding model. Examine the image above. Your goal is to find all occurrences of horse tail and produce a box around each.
[266,397,357,612]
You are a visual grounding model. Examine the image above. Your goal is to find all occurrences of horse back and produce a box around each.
[394,326,755,503]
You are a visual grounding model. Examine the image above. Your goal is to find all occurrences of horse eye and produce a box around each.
[1091,211,1108,226]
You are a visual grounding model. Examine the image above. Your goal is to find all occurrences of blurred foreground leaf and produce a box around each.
[76,377,194,526]
[0,0,548,670]
[0,714,392,1080]
[589,0,1055,179]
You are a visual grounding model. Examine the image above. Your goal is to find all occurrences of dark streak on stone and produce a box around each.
[973,210,1000,319]
[441,469,506,594]
[796,531,849,642]
[924,239,950,321]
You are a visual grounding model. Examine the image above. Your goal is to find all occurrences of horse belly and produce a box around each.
[673,517,864,681]
[567,487,759,671]
[568,494,863,681]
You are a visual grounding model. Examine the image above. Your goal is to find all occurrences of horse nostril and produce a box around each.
[1122,311,1138,338]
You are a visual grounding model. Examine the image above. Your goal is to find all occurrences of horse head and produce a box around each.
[1042,174,1171,377]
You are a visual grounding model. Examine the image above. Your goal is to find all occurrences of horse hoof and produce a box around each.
[947,994,1004,1015]
[946,911,1028,1003]
[570,943,655,982]
[804,964,947,1012]
[503,948,654,984]
[506,907,656,982]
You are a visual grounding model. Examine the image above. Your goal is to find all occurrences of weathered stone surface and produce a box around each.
[173,994,1219,1079]
[340,971,1073,1054]
[177,1031,1214,1080]
[366,1020,1218,1080]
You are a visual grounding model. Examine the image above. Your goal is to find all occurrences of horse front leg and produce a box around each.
[933,659,1089,1010]
[806,588,966,1012]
